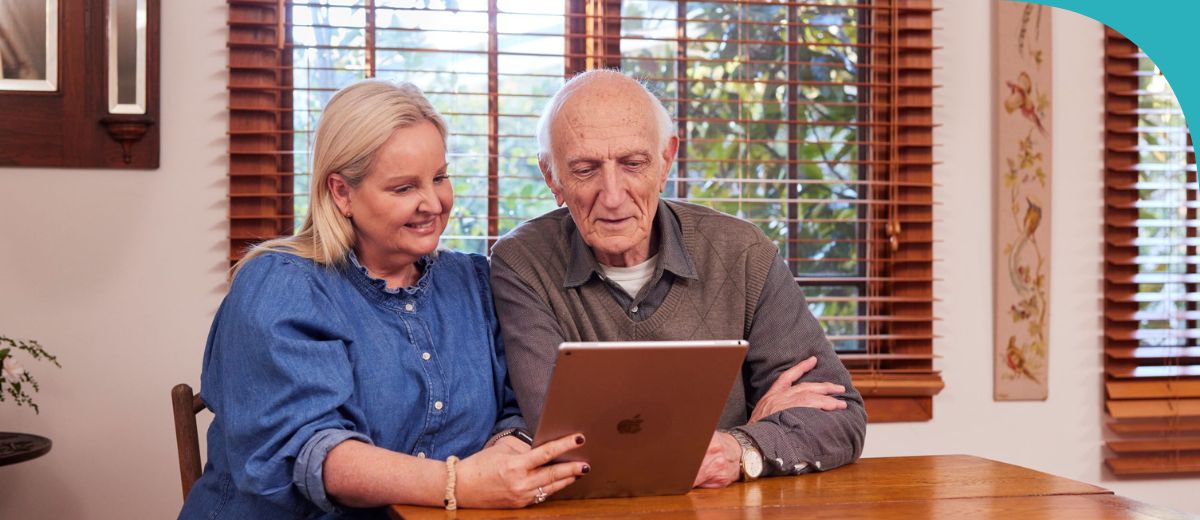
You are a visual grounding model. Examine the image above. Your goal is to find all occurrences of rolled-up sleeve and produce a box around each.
[202,255,372,514]
[293,428,372,512]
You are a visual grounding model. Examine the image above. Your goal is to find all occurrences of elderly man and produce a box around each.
[490,69,866,487]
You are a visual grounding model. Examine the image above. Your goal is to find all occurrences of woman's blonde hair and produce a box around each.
[232,79,448,277]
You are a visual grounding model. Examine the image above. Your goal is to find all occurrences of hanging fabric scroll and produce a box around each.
[995,1,1052,400]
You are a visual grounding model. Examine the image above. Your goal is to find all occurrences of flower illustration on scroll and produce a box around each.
[997,4,1049,391]
[1001,126,1049,384]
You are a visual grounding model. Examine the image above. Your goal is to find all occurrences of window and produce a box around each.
[227,0,940,422]
[1102,28,1200,475]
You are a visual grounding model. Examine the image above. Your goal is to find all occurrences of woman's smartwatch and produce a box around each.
[488,427,534,447]
[726,429,764,481]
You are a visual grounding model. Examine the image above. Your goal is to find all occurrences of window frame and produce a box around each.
[1102,27,1200,476]
[225,0,941,422]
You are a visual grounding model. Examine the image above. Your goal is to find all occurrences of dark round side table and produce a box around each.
[0,432,52,466]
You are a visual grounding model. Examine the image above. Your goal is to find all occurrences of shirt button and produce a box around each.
[417,452,426,459]
[434,401,444,411]
[404,303,414,312]
[631,305,639,313]
[422,352,431,361]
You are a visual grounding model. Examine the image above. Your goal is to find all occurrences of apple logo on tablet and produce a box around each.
[617,414,643,434]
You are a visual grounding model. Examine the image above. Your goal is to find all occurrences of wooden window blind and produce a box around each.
[226,0,940,422]
[1103,27,1200,476]
[598,0,940,421]
[228,0,295,262]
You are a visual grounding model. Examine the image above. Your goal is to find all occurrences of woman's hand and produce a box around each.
[454,432,590,508]
[749,356,847,424]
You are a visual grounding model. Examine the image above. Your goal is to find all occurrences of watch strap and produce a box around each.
[489,427,534,447]
[727,429,762,455]
[724,429,764,480]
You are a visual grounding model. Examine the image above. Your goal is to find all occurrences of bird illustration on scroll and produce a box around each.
[995,1,1051,400]
[1000,132,1049,389]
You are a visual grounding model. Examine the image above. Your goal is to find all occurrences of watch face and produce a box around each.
[743,449,764,478]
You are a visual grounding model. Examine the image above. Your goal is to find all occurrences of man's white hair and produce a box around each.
[535,69,675,181]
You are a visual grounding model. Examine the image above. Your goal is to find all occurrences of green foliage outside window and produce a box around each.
[288,0,873,349]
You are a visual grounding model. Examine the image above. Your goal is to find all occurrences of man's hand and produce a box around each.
[692,431,742,489]
[749,356,847,424]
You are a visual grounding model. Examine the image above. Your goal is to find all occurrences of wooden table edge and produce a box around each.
[389,454,1117,519]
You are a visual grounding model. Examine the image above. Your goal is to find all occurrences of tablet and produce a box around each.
[531,339,748,500]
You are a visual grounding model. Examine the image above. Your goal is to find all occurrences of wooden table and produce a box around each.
[0,432,51,467]
[391,455,1194,519]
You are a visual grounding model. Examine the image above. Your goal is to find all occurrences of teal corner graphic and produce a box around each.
[1018,0,1200,149]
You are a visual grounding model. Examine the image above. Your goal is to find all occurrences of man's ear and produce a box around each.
[327,173,354,216]
[538,155,565,207]
[658,135,680,192]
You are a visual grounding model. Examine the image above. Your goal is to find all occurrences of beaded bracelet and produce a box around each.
[443,456,460,511]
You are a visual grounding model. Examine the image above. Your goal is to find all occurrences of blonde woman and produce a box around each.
[180,80,587,519]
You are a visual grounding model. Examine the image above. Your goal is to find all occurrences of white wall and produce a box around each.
[0,0,227,518]
[861,1,1200,515]
[0,1,1195,518]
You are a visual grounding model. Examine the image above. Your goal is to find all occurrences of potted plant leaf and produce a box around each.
[1,335,60,414]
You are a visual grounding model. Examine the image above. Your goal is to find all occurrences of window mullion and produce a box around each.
[366,0,375,78]
[675,0,689,200]
[487,0,500,252]
[786,2,800,278]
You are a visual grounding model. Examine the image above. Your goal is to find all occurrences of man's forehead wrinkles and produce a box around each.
[562,95,647,126]
[562,114,648,141]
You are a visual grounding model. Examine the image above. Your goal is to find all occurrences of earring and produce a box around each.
[345,212,352,218]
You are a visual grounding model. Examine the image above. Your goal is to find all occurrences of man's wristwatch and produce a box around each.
[488,427,534,447]
[726,429,764,481]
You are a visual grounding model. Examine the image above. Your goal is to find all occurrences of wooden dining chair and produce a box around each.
[171,383,207,500]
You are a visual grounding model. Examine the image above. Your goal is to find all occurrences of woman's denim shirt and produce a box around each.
[179,250,524,519]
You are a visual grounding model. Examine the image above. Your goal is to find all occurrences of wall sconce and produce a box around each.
[102,0,154,164]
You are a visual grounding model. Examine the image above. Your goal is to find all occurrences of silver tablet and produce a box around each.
[532,339,749,500]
